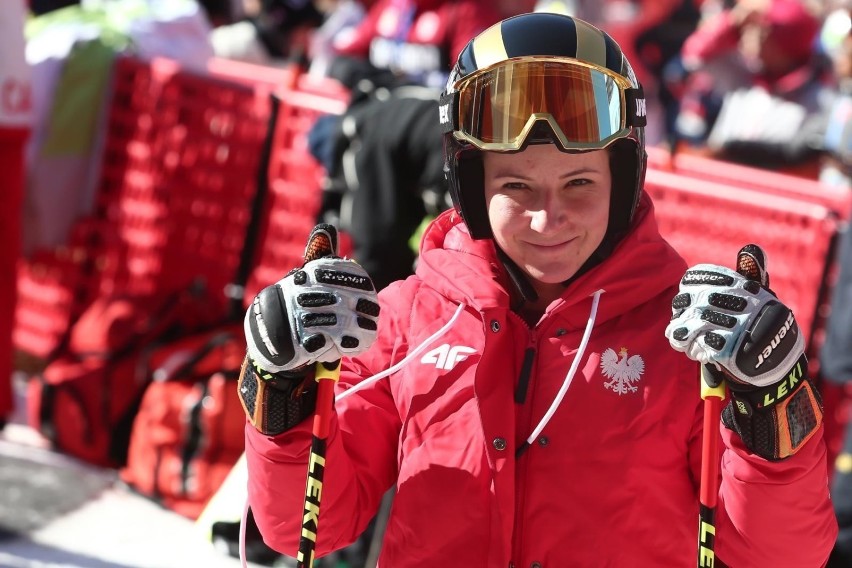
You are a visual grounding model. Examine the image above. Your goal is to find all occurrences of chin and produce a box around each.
[526,265,581,284]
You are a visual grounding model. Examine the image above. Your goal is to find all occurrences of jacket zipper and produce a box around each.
[511,324,538,566]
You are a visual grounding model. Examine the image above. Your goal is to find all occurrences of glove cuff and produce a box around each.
[238,356,319,436]
[723,355,823,460]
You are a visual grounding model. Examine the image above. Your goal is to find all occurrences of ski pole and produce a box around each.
[698,365,725,568]
[296,224,341,568]
[696,245,765,568]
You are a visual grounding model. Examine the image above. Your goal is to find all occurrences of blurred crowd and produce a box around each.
[12,0,852,283]
[5,0,852,566]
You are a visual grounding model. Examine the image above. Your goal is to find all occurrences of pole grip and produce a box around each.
[295,360,341,568]
[700,365,726,401]
[698,366,725,568]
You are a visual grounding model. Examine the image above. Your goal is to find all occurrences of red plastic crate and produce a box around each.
[204,56,350,108]
[646,145,852,220]
[645,168,840,360]
[14,247,93,360]
[647,149,850,382]
[150,70,271,312]
[95,57,177,216]
[242,83,350,304]
[16,55,351,366]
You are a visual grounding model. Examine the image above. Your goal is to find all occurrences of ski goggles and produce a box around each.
[439,57,647,151]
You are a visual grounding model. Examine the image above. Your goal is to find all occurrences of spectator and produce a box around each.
[209,0,325,65]
[673,0,832,173]
[817,11,852,568]
[821,213,852,567]
[631,0,702,144]
[818,7,852,188]
[311,0,504,290]
[306,0,367,79]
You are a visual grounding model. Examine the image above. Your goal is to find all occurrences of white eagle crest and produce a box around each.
[600,347,645,395]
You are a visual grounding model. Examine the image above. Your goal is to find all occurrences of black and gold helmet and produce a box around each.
[440,12,647,242]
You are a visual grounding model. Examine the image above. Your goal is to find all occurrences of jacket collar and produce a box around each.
[417,193,687,325]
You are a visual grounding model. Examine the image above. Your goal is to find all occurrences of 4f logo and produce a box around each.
[421,344,476,370]
[635,98,646,118]
[438,103,450,125]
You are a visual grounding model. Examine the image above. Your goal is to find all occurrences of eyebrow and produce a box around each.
[490,167,602,179]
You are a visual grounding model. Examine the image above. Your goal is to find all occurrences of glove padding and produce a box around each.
[239,224,380,435]
[665,245,822,460]
[665,263,803,389]
[244,256,380,374]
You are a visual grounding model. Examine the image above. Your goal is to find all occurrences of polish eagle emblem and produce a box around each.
[600,347,645,395]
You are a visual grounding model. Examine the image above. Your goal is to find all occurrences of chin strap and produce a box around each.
[496,247,538,310]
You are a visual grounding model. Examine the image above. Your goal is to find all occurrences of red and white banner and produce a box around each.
[0,0,31,128]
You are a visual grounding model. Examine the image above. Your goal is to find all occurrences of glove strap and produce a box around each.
[723,354,823,460]
[238,356,319,436]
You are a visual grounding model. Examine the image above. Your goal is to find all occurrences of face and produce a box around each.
[483,144,612,300]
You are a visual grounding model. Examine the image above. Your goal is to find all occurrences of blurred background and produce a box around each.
[3,0,852,566]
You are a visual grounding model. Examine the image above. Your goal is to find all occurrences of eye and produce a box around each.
[567,178,593,187]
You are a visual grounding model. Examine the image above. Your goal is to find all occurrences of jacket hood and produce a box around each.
[417,192,687,325]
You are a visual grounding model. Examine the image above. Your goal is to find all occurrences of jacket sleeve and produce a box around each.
[244,282,411,557]
[681,10,740,71]
[449,2,502,65]
[708,414,838,566]
[332,0,386,58]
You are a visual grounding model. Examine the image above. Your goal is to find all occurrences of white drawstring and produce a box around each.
[240,302,467,567]
[337,302,467,401]
[525,289,604,446]
[238,291,603,566]
[240,496,249,568]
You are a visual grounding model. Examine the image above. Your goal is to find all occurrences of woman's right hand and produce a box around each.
[244,255,381,375]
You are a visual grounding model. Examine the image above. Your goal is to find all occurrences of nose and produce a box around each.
[529,192,567,233]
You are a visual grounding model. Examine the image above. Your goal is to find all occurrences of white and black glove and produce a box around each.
[665,245,823,460]
[238,224,380,435]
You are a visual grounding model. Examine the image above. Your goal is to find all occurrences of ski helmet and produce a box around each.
[439,12,647,243]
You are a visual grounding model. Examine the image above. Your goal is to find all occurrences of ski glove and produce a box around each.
[239,224,380,435]
[665,244,823,460]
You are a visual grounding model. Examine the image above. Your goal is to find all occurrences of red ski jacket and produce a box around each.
[246,194,836,567]
[333,0,502,86]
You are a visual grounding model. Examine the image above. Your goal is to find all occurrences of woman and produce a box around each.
[239,12,836,566]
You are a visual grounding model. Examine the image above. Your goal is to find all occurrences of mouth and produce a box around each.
[528,238,576,252]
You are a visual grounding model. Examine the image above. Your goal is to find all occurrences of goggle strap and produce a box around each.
[439,92,458,134]
[625,87,647,128]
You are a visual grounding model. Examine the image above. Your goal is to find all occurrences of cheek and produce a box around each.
[487,196,522,231]
[486,196,527,252]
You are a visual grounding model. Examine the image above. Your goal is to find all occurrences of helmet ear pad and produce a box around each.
[606,138,645,241]
[454,150,492,239]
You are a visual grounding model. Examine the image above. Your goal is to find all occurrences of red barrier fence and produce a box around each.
[13,56,348,364]
[16,56,850,368]
[646,145,852,220]
[12,54,852,470]
[646,168,841,358]
[16,55,850,366]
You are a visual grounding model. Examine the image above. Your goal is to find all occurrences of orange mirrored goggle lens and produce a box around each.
[454,59,632,150]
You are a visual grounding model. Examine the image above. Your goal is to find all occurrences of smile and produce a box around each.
[528,238,576,251]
